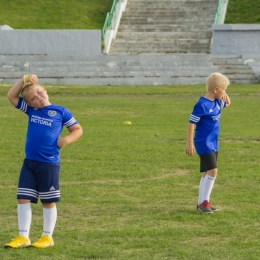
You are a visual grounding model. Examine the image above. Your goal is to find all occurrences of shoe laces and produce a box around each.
[38,235,51,242]
[11,235,25,241]
[202,201,211,208]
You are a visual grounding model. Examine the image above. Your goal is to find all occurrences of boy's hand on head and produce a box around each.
[28,74,38,85]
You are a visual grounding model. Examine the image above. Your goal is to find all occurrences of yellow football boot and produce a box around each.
[5,235,31,248]
[31,235,54,248]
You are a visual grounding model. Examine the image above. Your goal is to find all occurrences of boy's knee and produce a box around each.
[207,168,218,177]
[42,202,56,209]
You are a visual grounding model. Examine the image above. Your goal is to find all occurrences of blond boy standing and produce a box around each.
[186,73,231,213]
[5,74,83,248]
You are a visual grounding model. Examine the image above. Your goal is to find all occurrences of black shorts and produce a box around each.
[199,151,218,172]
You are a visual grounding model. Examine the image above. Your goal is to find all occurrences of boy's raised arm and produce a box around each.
[7,78,24,107]
[7,74,38,106]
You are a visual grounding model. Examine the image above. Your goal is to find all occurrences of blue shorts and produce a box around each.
[17,159,60,203]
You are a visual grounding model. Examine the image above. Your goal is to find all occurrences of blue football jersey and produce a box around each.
[189,97,226,155]
[16,97,78,162]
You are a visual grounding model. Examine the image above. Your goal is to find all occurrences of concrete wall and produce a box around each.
[0,30,102,55]
[211,24,260,55]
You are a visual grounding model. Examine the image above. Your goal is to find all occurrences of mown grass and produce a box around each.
[225,0,260,24]
[0,0,114,29]
[0,83,260,259]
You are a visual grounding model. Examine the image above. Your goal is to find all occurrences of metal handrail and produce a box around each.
[214,0,228,24]
[102,0,120,40]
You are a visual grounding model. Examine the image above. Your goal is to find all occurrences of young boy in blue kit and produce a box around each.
[5,74,83,248]
[186,72,231,213]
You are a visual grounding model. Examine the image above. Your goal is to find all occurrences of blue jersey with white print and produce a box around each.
[16,97,78,162]
[189,97,226,155]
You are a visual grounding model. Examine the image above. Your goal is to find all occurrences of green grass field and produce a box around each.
[225,0,260,24]
[0,0,259,29]
[0,0,114,29]
[0,83,260,259]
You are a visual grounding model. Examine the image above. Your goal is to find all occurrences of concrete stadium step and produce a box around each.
[123,9,215,12]
[209,56,259,83]
[124,7,217,11]
[1,70,218,78]
[0,66,216,75]
[109,0,217,54]
[0,54,215,85]
[210,58,250,65]
[110,46,211,52]
[0,62,214,70]
[117,29,211,33]
[110,41,211,54]
[110,47,211,54]
[115,33,212,40]
[0,54,258,85]
[118,24,212,29]
[126,6,216,10]
[0,53,213,62]
[121,17,215,22]
[119,22,215,26]
[1,77,217,86]
[110,44,212,50]
[123,11,216,16]
[127,1,217,6]
[129,0,217,2]
[0,77,217,86]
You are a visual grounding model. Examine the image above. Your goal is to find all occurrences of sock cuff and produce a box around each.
[43,205,57,212]
[18,203,31,210]
[205,174,216,180]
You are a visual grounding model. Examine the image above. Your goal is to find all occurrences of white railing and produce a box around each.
[214,0,229,24]
[102,0,128,54]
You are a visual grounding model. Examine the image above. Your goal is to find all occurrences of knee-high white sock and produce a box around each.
[201,174,216,202]
[18,203,32,238]
[42,206,57,238]
[198,177,204,204]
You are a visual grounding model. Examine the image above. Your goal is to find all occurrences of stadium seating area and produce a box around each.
[0,0,259,85]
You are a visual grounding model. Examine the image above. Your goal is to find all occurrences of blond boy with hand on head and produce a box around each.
[186,72,231,213]
[5,74,83,248]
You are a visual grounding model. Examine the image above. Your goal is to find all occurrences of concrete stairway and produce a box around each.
[242,54,260,81]
[109,0,218,54]
[0,54,258,86]
[209,55,259,84]
[1,2,257,86]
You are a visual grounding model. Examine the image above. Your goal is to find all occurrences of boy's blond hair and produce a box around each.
[21,82,34,101]
[206,72,230,91]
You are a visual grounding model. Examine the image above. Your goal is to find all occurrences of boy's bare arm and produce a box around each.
[7,74,38,106]
[58,124,83,149]
[186,123,195,156]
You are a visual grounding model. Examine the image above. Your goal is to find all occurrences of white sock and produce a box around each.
[201,174,216,202]
[18,203,32,238]
[42,206,57,238]
[198,177,204,205]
